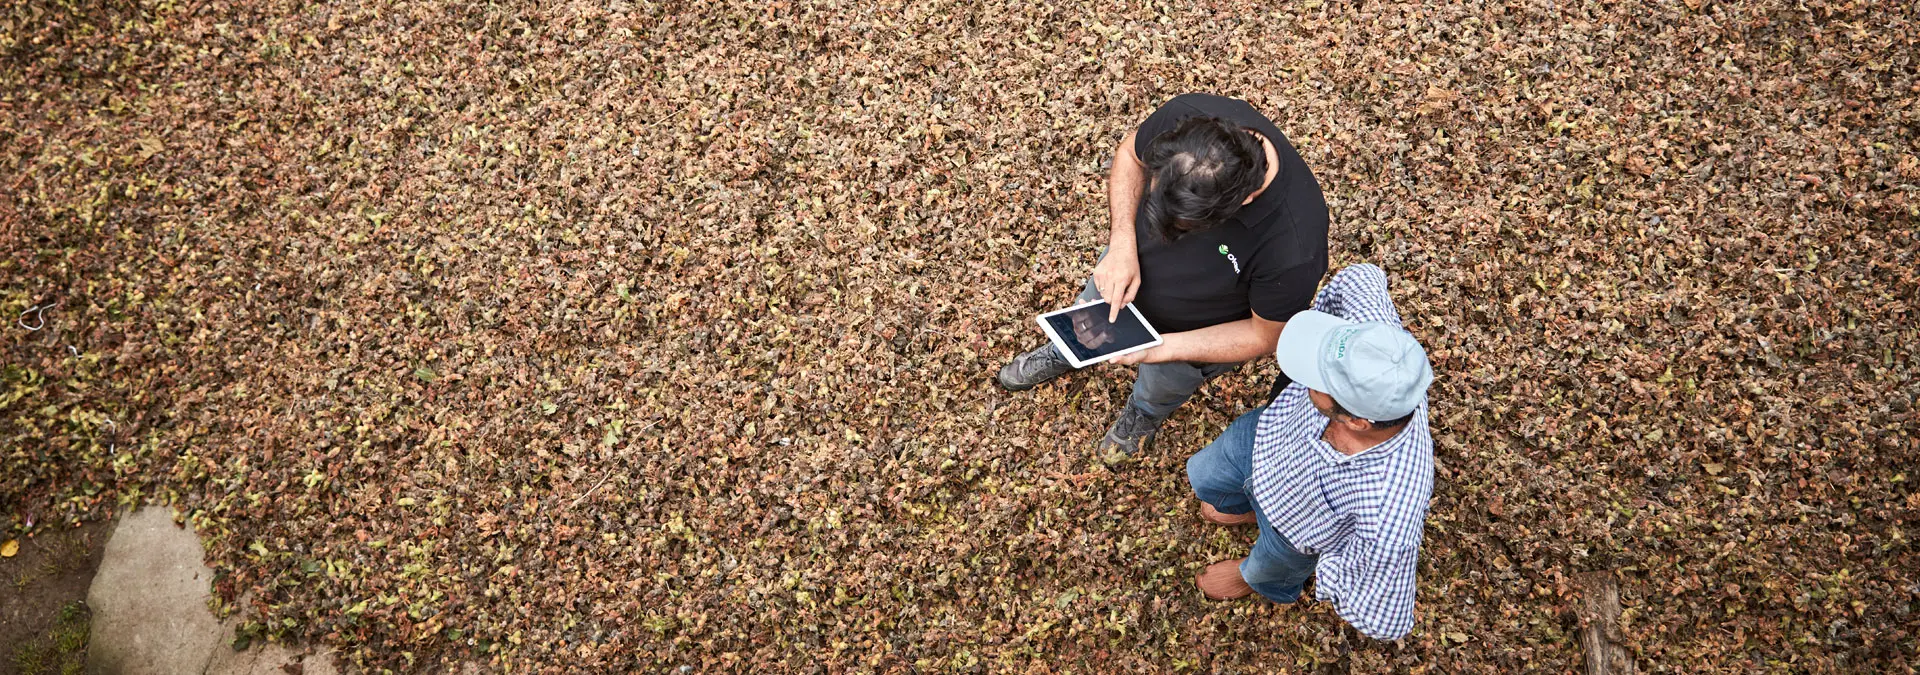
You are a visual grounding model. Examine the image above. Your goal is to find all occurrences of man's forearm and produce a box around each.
[1107,135,1145,253]
[1152,319,1283,364]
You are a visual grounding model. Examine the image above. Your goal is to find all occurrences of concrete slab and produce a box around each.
[85,506,342,675]
[204,640,340,675]
[85,506,226,675]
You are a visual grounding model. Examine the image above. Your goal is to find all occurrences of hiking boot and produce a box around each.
[1201,502,1257,527]
[1197,558,1254,600]
[1095,405,1164,457]
[996,344,1074,391]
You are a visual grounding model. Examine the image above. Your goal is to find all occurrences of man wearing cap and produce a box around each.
[1183,263,1434,640]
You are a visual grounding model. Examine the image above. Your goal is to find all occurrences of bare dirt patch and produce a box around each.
[0,521,107,675]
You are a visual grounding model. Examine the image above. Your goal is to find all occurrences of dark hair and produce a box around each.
[1139,116,1268,241]
[1331,399,1417,432]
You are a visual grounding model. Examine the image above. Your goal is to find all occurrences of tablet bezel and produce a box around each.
[1035,299,1166,369]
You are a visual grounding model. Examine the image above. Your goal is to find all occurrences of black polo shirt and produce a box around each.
[1127,94,1329,335]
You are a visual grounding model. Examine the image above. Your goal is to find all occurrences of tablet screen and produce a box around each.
[1041,301,1160,365]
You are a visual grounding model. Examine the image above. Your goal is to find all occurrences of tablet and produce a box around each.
[1036,300,1165,368]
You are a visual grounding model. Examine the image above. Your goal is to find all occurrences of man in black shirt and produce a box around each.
[997,93,1330,457]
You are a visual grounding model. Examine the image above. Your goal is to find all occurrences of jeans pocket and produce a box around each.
[1239,476,1265,521]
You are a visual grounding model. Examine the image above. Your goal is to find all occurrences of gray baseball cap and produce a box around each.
[1274,310,1433,422]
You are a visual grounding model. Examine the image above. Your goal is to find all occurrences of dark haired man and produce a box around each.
[997,93,1330,458]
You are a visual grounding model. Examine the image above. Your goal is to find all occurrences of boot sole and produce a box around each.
[995,375,1043,392]
[1096,430,1157,455]
[995,368,1070,392]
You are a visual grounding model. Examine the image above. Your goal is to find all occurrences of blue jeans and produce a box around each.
[1076,277,1240,420]
[1186,408,1320,603]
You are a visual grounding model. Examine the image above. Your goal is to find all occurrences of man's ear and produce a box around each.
[1337,415,1372,433]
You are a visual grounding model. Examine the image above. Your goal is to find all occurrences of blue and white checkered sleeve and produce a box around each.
[1310,264,1404,327]
[1312,539,1421,640]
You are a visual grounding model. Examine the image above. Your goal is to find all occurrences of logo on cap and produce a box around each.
[1331,327,1359,360]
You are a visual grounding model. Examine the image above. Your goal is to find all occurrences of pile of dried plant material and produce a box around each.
[4,0,1914,671]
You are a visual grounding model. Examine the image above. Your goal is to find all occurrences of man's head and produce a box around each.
[1277,311,1433,433]
[1140,116,1268,241]
[1308,389,1419,433]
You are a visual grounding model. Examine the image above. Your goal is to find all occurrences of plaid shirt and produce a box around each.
[1249,264,1434,640]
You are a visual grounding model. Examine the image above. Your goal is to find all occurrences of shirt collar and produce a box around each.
[1300,405,1408,466]
[1319,438,1377,464]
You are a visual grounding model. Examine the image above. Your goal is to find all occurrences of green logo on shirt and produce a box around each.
[1218,245,1229,255]
[1219,245,1240,273]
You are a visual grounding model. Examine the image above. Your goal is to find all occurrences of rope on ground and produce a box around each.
[18,304,48,330]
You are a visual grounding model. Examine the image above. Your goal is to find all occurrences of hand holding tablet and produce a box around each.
[1037,300,1165,368]
[1070,309,1116,349]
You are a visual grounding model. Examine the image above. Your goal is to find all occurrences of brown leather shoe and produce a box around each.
[1201,502,1257,526]
[1197,558,1254,600]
